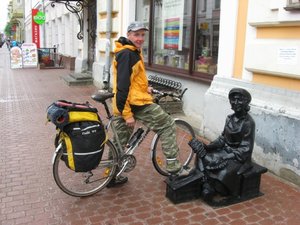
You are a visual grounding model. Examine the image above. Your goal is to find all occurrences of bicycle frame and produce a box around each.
[100,88,187,156]
[102,100,153,177]
[90,88,194,177]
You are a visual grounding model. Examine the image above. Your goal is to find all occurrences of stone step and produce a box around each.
[62,73,93,86]
[69,72,92,80]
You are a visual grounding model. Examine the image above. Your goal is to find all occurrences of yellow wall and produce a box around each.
[233,1,300,91]
[233,0,248,79]
[257,26,300,39]
[253,26,300,91]
[252,73,300,91]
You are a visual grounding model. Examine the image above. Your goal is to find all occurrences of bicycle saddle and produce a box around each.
[91,91,114,103]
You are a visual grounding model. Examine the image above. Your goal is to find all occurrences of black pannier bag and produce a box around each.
[60,121,106,172]
[47,100,107,172]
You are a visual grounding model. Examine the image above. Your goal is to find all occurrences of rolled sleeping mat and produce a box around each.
[47,103,69,128]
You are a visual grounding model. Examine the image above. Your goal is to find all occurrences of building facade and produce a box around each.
[24,0,79,69]
[24,0,43,45]
[21,0,300,186]
[43,2,79,57]
[8,0,25,42]
[92,0,300,186]
[205,0,300,186]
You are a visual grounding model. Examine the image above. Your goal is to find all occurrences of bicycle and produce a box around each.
[52,89,195,197]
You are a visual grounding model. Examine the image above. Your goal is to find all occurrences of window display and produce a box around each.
[135,0,221,80]
[153,0,189,69]
[193,1,220,75]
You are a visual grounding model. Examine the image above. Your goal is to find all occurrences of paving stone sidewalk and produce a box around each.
[1,48,300,225]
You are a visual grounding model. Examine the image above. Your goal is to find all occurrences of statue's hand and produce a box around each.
[188,138,206,158]
[206,156,228,170]
[214,156,224,165]
[224,145,234,153]
[222,153,235,160]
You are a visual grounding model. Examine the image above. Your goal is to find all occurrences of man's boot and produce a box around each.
[106,175,128,188]
[166,159,192,177]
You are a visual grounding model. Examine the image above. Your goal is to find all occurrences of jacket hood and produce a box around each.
[114,37,138,53]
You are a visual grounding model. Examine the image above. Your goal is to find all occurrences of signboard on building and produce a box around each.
[162,0,184,50]
[33,11,46,25]
[277,47,298,65]
[22,43,38,68]
[32,9,40,48]
[10,47,23,69]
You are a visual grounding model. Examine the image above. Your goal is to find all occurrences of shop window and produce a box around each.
[152,0,190,70]
[285,0,300,10]
[194,1,220,75]
[135,0,221,82]
[215,0,220,9]
[287,0,300,5]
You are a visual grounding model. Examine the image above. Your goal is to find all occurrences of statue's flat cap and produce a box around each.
[229,88,251,103]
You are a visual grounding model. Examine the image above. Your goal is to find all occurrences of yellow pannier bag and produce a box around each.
[47,100,107,172]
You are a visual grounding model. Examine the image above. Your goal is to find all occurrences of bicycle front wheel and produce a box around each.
[151,119,195,176]
[52,139,118,197]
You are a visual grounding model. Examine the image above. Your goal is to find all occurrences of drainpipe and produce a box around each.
[42,0,46,48]
[102,0,112,90]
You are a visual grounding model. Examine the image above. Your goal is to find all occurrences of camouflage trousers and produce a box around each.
[112,103,179,159]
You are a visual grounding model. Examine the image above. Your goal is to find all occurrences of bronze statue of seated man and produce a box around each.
[189,88,255,202]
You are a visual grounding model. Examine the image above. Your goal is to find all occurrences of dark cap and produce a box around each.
[228,88,252,103]
[127,21,149,32]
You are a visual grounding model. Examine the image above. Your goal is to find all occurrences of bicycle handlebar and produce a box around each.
[91,88,187,117]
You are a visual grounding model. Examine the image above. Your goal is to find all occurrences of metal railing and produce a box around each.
[148,75,186,114]
[38,48,63,67]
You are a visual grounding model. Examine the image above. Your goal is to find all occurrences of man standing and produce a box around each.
[108,21,191,187]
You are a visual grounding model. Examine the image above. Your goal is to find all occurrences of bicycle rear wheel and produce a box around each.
[151,119,195,176]
[52,139,118,197]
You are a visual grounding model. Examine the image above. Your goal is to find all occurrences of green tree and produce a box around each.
[4,22,12,38]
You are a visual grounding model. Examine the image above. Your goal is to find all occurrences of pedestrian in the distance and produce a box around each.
[6,38,11,50]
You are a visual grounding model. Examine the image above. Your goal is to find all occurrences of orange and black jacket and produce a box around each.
[112,37,153,120]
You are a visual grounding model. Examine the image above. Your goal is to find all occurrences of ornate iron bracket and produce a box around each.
[49,0,93,40]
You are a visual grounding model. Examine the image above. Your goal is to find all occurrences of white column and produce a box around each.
[121,0,136,36]
[217,0,239,78]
